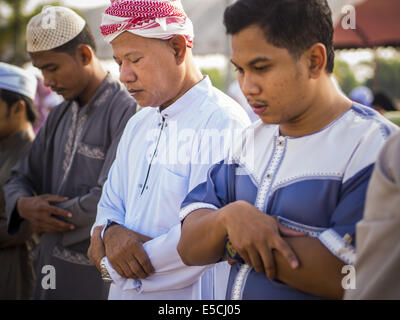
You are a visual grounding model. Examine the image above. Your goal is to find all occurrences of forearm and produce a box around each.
[5,185,34,234]
[139,224,212,293]
[55,192,100,229]
[273,237,345,299]
[103,224,211,293]
[76,187,102,216]
[178,208,228,266]
[52,195,98,247]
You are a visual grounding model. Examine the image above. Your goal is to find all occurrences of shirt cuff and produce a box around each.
[101,219,119,241]
[318,229,356,265]
[103,256,142,292]
[179,202,219,221]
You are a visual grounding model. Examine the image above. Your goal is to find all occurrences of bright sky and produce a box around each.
[62,0,109,8]
[338,48,398,82]
[17,0,399,81]
[25,0,109,13]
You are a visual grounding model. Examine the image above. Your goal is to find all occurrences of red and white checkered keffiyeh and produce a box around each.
[100,0,194,47]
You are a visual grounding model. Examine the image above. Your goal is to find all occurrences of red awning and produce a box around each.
[334,0,400,49]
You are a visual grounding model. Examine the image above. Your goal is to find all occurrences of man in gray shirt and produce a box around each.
[3,6,136,299]
[0,62,37,299]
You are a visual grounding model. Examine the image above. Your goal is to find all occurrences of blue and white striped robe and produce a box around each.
[180,103,398,300]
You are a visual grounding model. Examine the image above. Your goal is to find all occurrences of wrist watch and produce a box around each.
[100,256,112,282]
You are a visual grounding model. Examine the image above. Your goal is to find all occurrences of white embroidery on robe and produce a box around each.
[77,143,105,160]
[61,104,88,185]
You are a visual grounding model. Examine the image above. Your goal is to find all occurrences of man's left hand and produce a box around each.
[103,224,154,280]
[87,225,106,271]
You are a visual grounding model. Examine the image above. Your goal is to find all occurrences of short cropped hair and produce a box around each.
[224,0,335,73]
[0,88,37,124]
[53,23,97,55]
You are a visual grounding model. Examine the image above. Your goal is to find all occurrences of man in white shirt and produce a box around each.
[88,0,250,300]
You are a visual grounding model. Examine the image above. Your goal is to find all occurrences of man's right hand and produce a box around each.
[17,194,75,233]
[221,201,301,280]
[104,224,154,280]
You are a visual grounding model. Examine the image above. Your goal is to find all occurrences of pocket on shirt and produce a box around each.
[74,142,106,186]
[150,167,189,232]
[160,167,188,197]
[77,142,106,160]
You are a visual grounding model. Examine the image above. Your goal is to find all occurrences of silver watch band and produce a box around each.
[100,256,112,282]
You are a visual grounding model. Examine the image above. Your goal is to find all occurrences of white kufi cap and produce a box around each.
[0,62,37,100]
[26,6,86,52]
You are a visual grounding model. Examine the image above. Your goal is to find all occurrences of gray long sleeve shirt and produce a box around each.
[4,74,137,247]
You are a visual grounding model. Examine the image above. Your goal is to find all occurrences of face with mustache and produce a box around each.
[111,31,185,109]
[230,24,315,131]
[30,49,88,101]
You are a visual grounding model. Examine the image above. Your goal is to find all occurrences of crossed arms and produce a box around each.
[177,201,346,300]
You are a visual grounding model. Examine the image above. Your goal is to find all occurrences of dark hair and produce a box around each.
[53,23,97,55]
[372,92,397,112]
[0,88,37,124]
[224,0,335,73]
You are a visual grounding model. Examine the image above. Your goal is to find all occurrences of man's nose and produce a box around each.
[240,73,261,97]
[43,74,56,88]
[119,63,137,84]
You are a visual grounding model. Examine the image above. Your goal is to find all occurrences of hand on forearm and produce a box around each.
[179,201,303,277]
[17,194,75,233]
[222,201,300,279]
[104,224,154,279]
[88,225,106,271]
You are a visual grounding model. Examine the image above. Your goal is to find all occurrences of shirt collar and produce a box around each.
[158,75,212,120]
[70,72,113,113]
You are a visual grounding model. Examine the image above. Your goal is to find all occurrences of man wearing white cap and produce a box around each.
[0,62,37,299]
[3,6,137,299]
[87,0,250,300]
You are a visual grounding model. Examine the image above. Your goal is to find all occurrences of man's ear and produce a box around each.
[305,43,327,79]
[10,100,26,118]
[168,35,187,65]
[76,44,93,66]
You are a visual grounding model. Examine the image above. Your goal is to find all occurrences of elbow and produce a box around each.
[177,239,195,267]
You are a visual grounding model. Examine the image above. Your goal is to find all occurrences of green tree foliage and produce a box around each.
[333,59,359,95]
[201,68,224,91]
[0,0,61,66]
[365,58,400,100]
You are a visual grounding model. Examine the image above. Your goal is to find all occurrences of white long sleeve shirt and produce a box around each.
[92,76,250,299]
